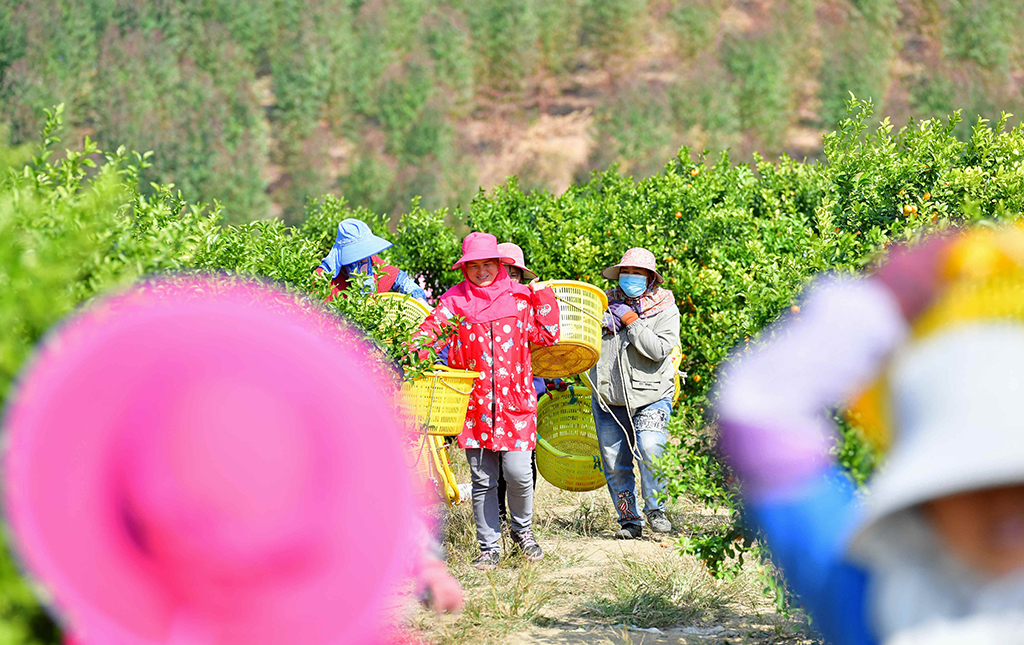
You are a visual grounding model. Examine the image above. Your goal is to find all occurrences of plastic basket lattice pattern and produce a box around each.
[536,385,606,492]
[399,367,480,436]
[531,280,609,379]
[374,292,431,340]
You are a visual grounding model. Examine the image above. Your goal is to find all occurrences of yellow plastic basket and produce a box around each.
[374,292,431,339]
[399,366,481,436]
[671,344,684,406]
[536,385,606,492]
[409,434,462,505]
[531,280,609,379]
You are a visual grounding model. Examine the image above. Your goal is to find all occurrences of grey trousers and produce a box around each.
[466,448,535,552]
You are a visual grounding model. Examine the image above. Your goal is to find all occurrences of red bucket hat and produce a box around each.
[496,243,538,281]
[2,277,418,645]
[451,232,515,270]
[602,247,664,284]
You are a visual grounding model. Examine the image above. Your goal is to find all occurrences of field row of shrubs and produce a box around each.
[6,0,1024,222]
[4,98,1024,638]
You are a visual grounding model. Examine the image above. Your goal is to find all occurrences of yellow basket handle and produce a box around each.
[552,292,604,324]
[417,366,481,396]
[438,377,475,396]
[430,364,466,373]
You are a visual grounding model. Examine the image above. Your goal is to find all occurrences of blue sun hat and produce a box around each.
[319,219,393,279]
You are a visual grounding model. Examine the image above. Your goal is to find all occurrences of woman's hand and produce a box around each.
[418,559,464,613]
[602,311,621,334]
[528,279,549,292]
[608,302,638,327]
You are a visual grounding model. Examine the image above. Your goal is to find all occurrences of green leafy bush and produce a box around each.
[580,0,647,58]
[943,0,1019,70]
[8,95,1024,637]
[818,3,897,129]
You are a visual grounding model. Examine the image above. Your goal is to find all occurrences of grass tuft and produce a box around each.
[581,553,733,628]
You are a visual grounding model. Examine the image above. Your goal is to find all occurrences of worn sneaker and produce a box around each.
[614,523,643,540]
[511,529,544,562]
[472,550,501,570]
[647,509,672,534]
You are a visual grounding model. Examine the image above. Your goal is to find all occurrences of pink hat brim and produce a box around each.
[3,279,418,645]
[506,264,538,281]
[450,253,517,271]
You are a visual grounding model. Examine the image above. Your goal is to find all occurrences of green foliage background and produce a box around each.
[4,96,1024,636]
[5,0,1024,221]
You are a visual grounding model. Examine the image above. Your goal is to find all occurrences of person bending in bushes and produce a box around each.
[715,225,1024,644]
[412,233,560,570]
[588,248,680,539]
[316,217,426,303]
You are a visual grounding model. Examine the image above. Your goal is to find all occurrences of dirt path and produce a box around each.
[406,468,820,645]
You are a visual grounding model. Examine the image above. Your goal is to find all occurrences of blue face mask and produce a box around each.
[619,273,648,298]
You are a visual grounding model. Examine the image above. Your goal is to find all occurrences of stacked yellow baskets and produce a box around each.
[531,281,609,492]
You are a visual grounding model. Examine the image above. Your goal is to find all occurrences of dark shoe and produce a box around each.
[511,529,544,562]
[647,509,672,534]
[615,523,642,540]
[472,550,501,570]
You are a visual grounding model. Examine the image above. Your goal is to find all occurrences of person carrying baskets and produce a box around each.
[411,233,560,569]
[588,247,680,539]
[495,242,548,526]
[316,218,427,303]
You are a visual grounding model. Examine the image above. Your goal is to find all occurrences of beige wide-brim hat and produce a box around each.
[601,247,664,284]
[847,323,1024,561]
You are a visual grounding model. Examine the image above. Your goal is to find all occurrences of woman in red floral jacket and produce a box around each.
[413,232,559,569]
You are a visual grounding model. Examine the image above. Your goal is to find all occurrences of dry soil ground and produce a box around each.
[396,448,822,645]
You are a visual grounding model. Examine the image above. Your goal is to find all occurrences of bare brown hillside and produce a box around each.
[9,0,1020,220]
[260,0,1024,219]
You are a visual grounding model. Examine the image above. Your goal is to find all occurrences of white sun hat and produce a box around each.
[848,322,1024,560]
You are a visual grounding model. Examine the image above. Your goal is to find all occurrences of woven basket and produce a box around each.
[531,280,608,379]
[374,292,431,339]
[399,367,480,436]
[536,385,606,492]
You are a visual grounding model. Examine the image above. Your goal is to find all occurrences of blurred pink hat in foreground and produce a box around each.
[2,277,417,645]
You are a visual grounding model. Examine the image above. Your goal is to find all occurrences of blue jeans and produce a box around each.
[592,397,672,527]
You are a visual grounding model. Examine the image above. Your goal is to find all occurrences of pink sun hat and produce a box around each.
[2,277,418,645]
[601,247,664,284]
[451,232,515,270]
[495,243,538,281]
